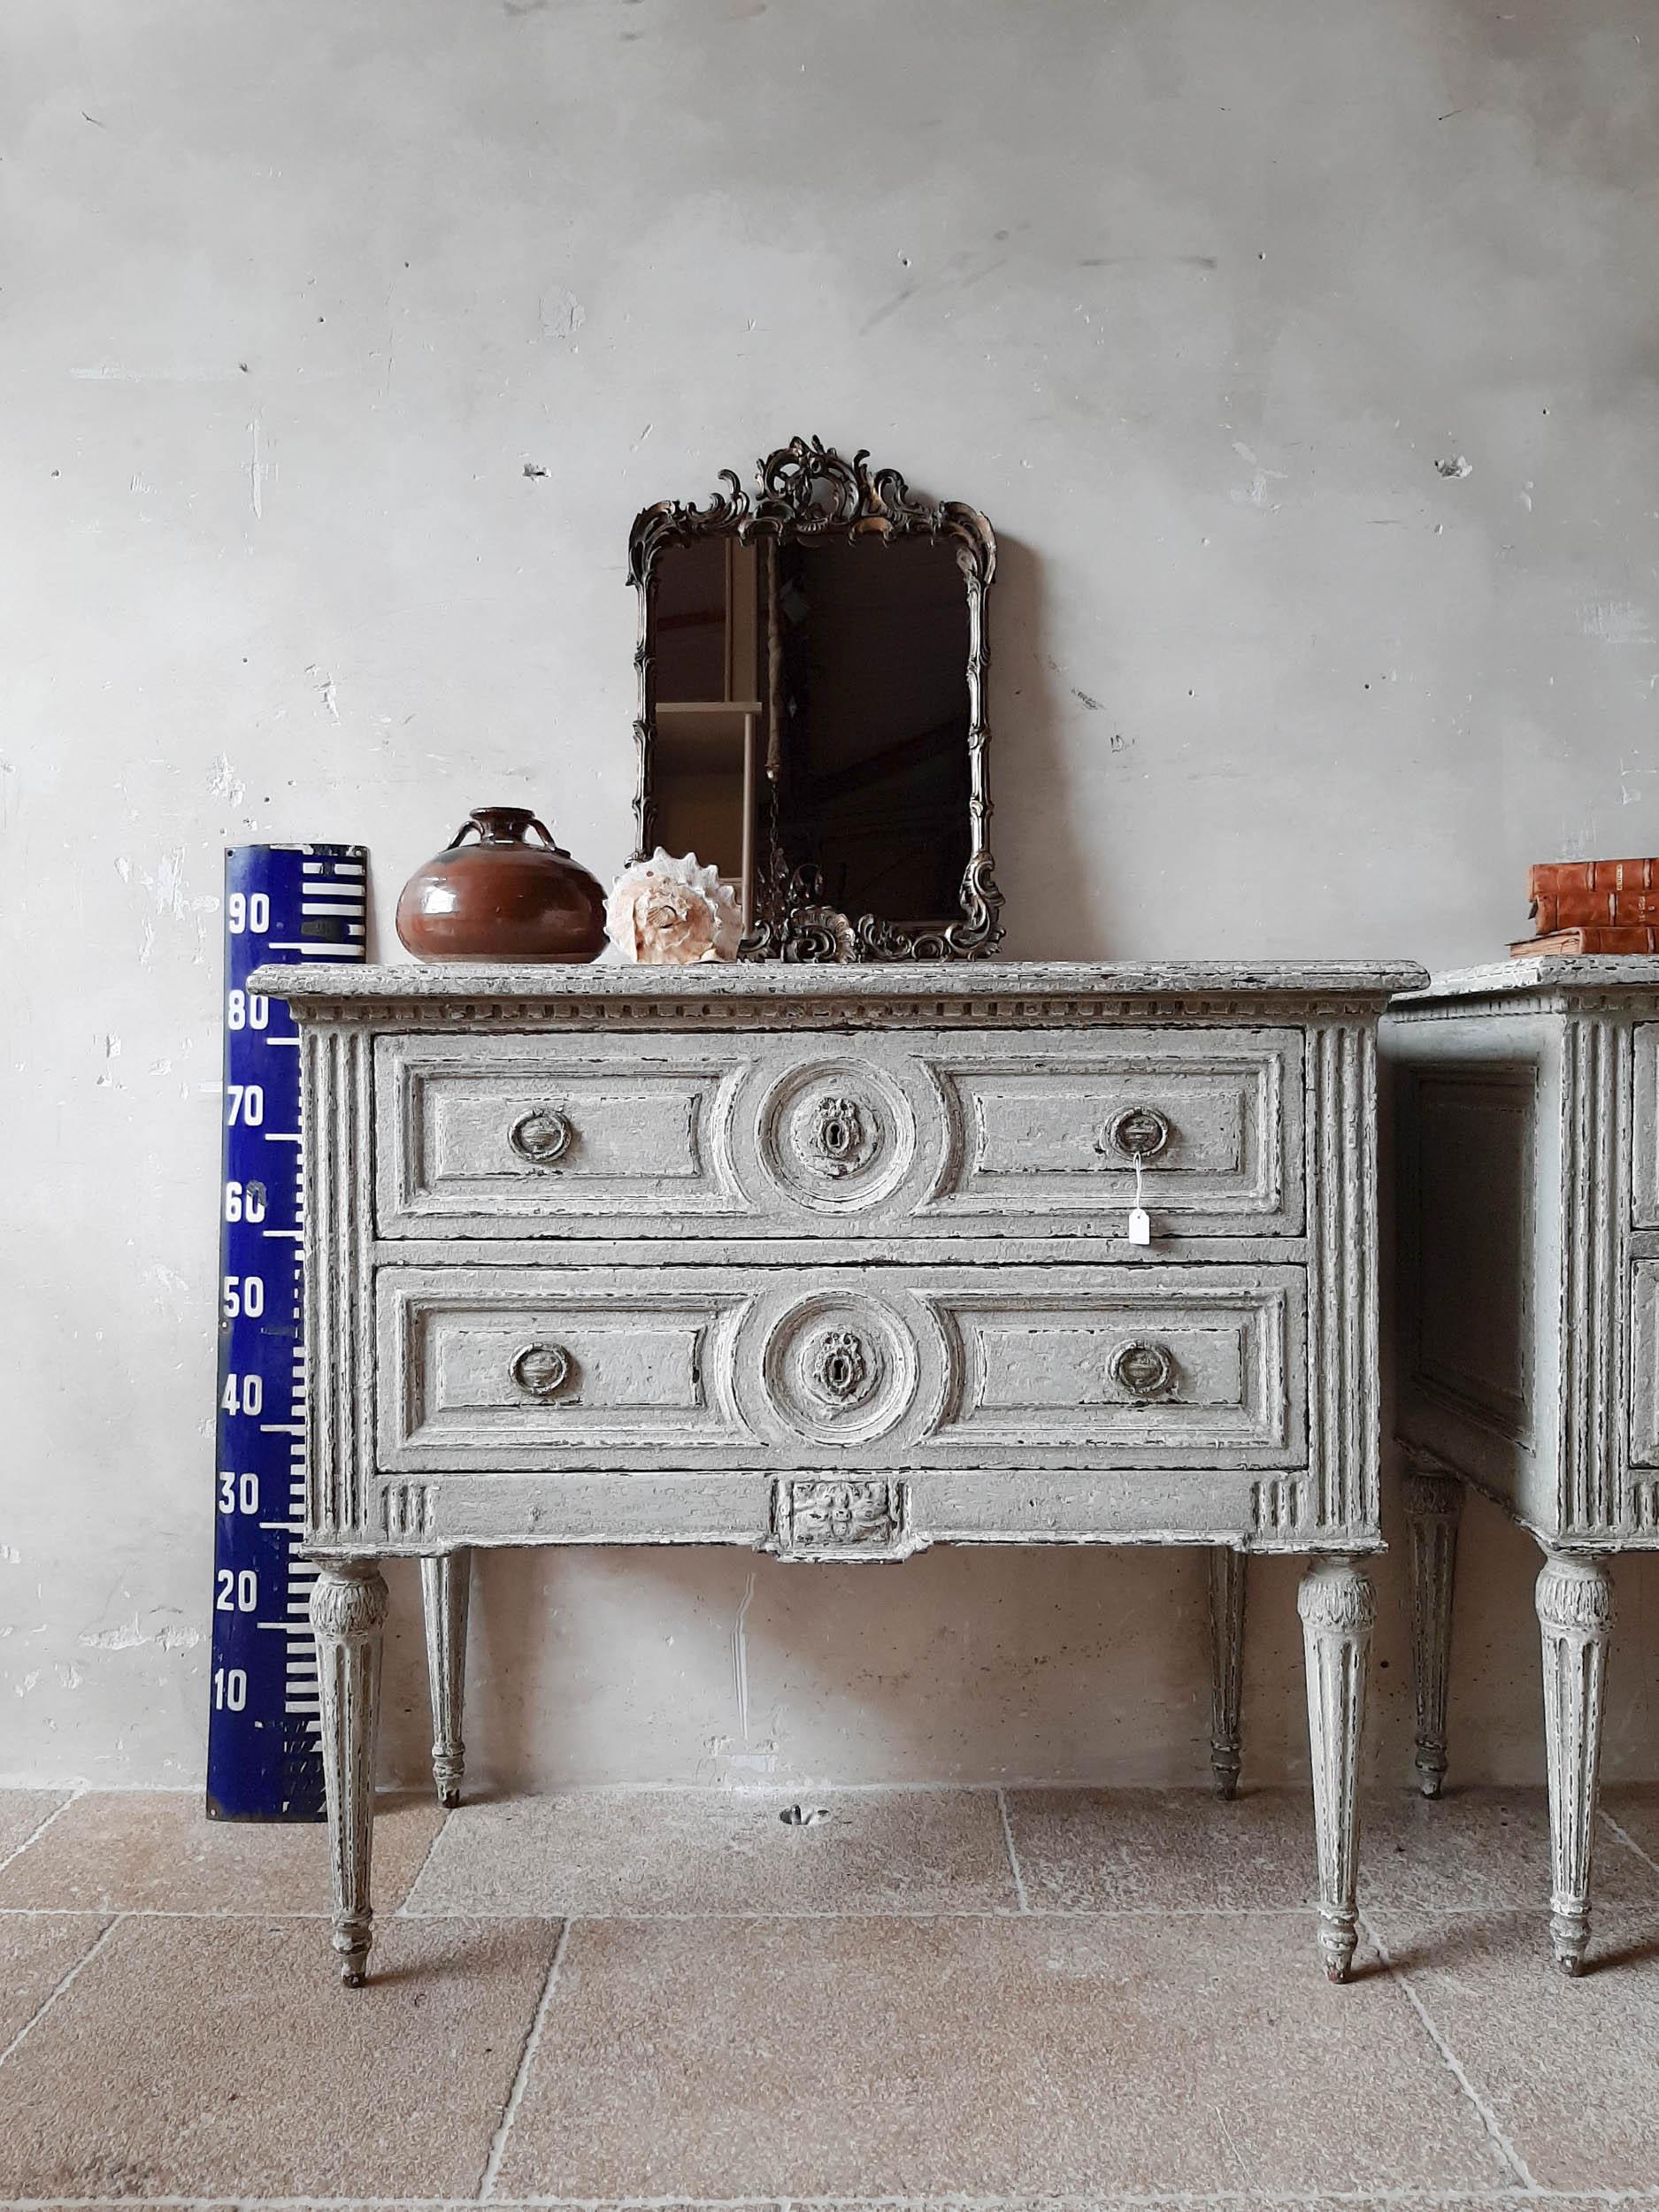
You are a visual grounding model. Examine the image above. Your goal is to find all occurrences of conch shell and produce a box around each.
[606,849,742,964]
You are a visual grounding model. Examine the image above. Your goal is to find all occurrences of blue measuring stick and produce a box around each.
[206,844,367,1822]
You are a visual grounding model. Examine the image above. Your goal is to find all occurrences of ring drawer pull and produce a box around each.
[1110,1340,1177,1400]
[1102,1105,1171,1162]
[511,1342,575,1400]
[510,1107,573,1165]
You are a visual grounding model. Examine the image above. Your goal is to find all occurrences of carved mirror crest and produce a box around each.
[627,436,1002,961]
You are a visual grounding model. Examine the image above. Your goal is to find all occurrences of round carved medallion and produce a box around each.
[764,1294,917,1441]
[757,1062,915,1212]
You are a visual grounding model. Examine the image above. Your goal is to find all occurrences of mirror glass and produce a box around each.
[649,534,971,931]
[632,440,1002,960]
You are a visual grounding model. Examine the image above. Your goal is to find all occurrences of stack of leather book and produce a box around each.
[1511,857,1659,955]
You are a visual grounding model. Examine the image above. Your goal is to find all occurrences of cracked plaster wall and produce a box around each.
[3,0,1658,1789]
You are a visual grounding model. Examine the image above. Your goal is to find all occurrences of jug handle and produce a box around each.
[525,817,572,857]
[443,818,481,849]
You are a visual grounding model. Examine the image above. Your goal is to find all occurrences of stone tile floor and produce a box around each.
[3,1782,1659,2206]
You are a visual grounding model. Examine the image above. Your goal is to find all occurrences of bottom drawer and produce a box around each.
[376,1261,1307,1474]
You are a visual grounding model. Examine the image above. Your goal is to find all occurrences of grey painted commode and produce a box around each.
[252,959,1422,1985]
[1386,956,1659,1973]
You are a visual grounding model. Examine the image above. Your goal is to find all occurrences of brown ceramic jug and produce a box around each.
[396,807,608,963]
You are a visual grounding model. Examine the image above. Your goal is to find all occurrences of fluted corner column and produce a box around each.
[1207,1548,1247,1800]
[1535,1549,1615,1977]
[1298,1555,1376,1984]
[311,1558,389,1986]
[420,1549,472,1809]
[1402,1466,1463,1799]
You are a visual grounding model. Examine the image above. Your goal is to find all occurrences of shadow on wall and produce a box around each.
[978,534,1102,962]
[373,1488,1659,1793]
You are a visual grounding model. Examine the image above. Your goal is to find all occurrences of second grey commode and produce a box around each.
[1386,956,1659,1973]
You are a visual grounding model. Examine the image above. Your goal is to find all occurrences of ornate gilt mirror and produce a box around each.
[627,437,1002,960]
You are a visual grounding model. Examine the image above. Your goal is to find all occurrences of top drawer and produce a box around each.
[374,1027,1304,1241]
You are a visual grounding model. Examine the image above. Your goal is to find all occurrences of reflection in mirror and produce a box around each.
[776,535,971,924]
[630,439,1002,962]
[649,538,762,925]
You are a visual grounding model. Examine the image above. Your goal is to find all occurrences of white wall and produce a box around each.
[4,0,1659,1792]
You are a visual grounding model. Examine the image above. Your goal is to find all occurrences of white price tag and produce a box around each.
[1126,1156,1151,1245]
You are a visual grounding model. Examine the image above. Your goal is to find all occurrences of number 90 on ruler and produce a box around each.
[207,844,366,1821]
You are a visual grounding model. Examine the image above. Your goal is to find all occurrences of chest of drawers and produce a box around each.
[1386,956,1659,1972]
[255,958,1420,1985]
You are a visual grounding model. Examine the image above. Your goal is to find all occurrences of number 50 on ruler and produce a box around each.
[207,844,366,1820]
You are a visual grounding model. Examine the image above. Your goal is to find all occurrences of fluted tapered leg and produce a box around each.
[311,1559,388,1986]
[1536,1550,1615,1976]
[420,1549,472,1809]
[1403,1466,1463,1798]
[1207,1547,1247,1799]
[1299,1555,1374,1983]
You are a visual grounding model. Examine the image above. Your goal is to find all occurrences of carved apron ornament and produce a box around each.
[780,1477,906,1556]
